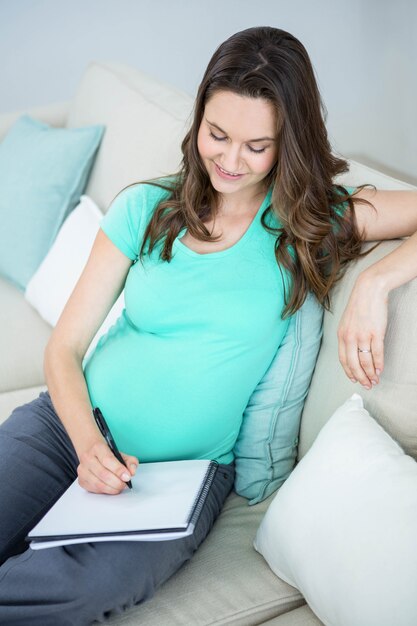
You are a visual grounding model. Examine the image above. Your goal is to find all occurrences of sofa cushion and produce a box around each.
[66,62,193,212]
[299,239,417,463]
[0,385,47,426]
[0,101,70,143]
[234,291,323,504]
[24,195,124,363]
[95,492,305,626]
[0,276,51,396]
[300,167,417,462]
[233,185,357,505]
[0,115,104,290]
[255,394,417,626]
[25,195,102,326]
[262,605,324,625]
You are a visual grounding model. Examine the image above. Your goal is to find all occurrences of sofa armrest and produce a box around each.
[0,100,71,141]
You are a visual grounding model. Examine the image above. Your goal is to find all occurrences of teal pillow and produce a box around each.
[0,115,105,290]
[233,291,324,504]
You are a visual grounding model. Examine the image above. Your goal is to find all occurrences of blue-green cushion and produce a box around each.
[0,115,105,290]
[233,185,355,504]
[233,291,324,504]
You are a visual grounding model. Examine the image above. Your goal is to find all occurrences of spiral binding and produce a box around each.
[187,461,219,528]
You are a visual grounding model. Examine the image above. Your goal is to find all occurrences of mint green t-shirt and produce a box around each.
[83,183,292,464]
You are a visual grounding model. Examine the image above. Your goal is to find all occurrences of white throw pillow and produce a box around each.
[254,394,417,626]
[25,195,125,361]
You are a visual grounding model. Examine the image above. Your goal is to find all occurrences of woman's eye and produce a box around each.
[248,146,266,154]
[209,131,225,141]
[209,130,267,154]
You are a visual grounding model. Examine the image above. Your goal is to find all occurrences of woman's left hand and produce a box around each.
[337,272,388,390]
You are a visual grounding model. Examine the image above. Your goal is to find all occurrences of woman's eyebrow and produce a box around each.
[206,119,275,143]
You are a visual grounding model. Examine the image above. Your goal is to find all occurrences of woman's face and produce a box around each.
[197,90,278,203]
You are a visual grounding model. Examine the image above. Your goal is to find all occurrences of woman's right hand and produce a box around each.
[77,440,139,495]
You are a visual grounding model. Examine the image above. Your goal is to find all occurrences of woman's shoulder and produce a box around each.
[116,176,178,208]
[100,176,178,255]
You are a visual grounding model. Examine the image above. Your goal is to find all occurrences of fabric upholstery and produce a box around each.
[0,115,104,290]
[0,385,48,426]
[262,605,324,625]
[300,171,417,461]
[66,62,193,212]
[234,291,323,504]
[0,276,51,396]
[94,492,305,626]
[299,239,417,462]
[255,394,417,626]
[0,101,70,143]
[24,195,124,363]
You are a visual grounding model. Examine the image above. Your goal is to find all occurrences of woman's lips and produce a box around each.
[214,162,245,181]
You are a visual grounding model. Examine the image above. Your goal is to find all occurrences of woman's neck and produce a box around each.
[215,184,269,218]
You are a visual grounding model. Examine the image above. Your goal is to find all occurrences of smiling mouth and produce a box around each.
[215,163,244,177]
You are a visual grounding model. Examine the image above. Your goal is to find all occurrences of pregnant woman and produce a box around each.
[1,26,416,625]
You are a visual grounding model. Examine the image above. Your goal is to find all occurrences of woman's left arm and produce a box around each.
[338,188,417,390]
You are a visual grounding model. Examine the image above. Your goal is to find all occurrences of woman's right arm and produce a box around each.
[44,229,138,495]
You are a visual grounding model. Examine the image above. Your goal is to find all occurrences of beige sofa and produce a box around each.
[1,61,416,626]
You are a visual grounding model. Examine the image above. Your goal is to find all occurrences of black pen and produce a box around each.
[93,407,132,489]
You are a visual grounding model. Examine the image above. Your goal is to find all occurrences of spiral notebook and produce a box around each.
[27,459,218,550]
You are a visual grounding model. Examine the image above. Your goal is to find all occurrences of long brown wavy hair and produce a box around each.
[116,26,379,318]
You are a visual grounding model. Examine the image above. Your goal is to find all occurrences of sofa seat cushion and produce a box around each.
[97,492,305,626]
[262,605,324,625]
[0,385,48,425]
[0,276,51,395]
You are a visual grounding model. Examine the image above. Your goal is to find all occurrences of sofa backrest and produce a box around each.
[66,61,194,212]
[299,166,417,461]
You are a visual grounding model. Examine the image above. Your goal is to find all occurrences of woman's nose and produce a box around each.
[221,145,242,173]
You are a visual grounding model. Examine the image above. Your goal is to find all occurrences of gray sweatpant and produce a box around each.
[0,390,235,625]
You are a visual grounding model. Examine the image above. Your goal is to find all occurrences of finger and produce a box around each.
[346,342,372,389]
[89,455,129,491]
[77,463,123,495]
[370,336,384,378]
[100,450,133,483]
[121,453,139,476]
[357,338,377,383]
[357,350,377,386]
[338,334,357,383]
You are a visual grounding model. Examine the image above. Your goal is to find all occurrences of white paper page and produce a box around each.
[30,526,195,550]
[28,460,210,542]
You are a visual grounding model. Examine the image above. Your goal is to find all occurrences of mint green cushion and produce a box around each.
[0,115,104,290]
[233,186,355,504]
[233,291,324,504]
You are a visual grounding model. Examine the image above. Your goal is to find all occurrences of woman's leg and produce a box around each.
[0,462,234,626]
[0,390,79,565]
